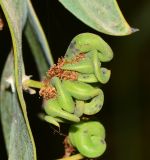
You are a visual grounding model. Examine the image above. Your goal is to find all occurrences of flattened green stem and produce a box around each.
[74,100,85,117]
[39,114,60,127]
[62,80,100,100]
[65,33,113,62]
[61,58,94,74]
[44,99,80,123]
[57,154,84,160]
[23,79,44,89]
[69,121,106,158]
[77,73,98,83]
[91,50,111,84]
[83,89,104,115]
[51,77,75,113]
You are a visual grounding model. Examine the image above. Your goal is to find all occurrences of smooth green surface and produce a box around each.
[0,52,34,160]
[59,0,135,35]
[69,121,106,158]
[65,33,113,62]
[51,77,75,113]
[0,0,36,159]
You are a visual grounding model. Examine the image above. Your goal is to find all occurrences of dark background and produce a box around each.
[1,0,150,159]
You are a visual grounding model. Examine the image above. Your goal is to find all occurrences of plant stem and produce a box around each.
[23,79,44,89]
[57,154,84,160]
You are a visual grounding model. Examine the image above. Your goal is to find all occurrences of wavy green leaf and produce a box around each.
[0,0,36,159]
[25,0,54,78]
[59,0,137,36]
[0,52,34,160]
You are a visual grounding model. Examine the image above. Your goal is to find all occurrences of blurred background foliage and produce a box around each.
[0,0,150,159]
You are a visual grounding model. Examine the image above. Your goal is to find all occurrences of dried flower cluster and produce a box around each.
[39,53,85,99]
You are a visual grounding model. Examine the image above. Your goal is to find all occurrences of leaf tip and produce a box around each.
[130,27,140,34]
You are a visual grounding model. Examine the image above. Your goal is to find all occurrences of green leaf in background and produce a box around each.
[59,0,137,36]
[0,0,36,159]
[0,52,34,160]
[25,0,54,78]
